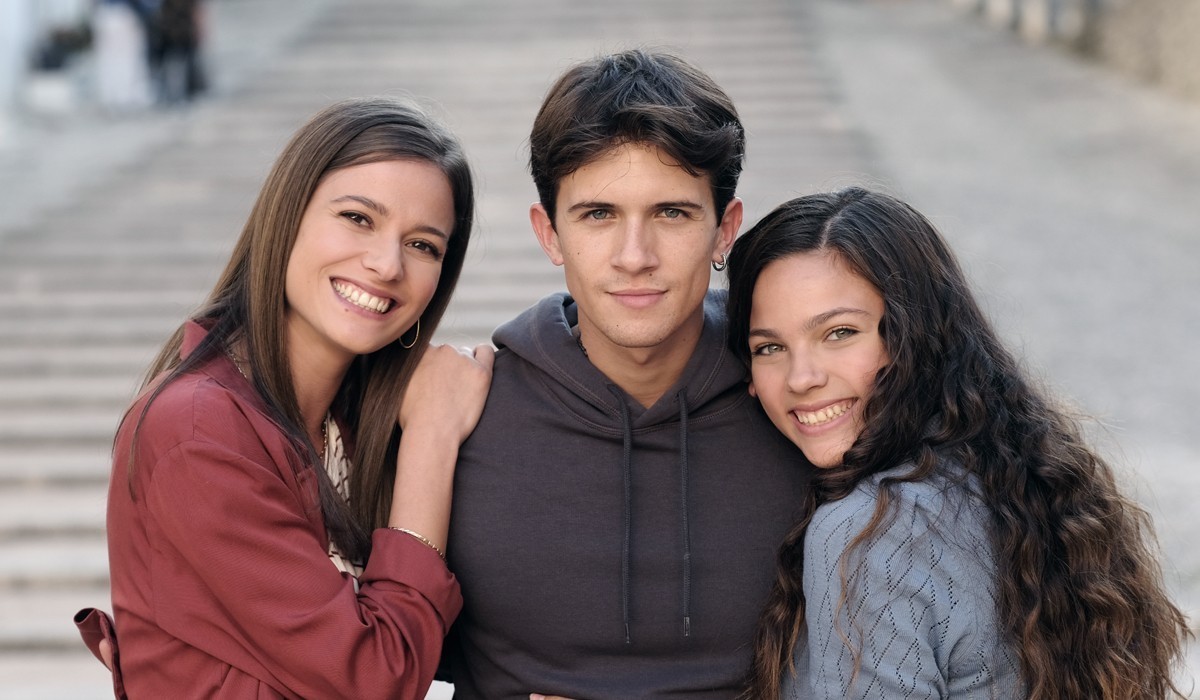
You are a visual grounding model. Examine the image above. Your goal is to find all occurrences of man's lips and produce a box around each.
[609,289,665,309]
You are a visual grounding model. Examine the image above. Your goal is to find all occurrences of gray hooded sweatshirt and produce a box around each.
[442,291,810,699]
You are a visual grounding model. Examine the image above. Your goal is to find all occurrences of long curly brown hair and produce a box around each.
[726,188,1190,699]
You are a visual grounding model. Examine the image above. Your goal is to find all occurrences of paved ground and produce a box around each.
[0,0,1196,697]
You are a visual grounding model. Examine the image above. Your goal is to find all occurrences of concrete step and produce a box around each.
[0,587,109,652]
[0,484,107,538]
[0,376,139,407]
[0,315,178,345]
[0,265,219,294]
[0,345,156,377]
[0,237,231,261]
[0,409,122,444]
[0,289,202,313]
[0,537,108,589]
[0,650,114,700]
[0,446,112,485]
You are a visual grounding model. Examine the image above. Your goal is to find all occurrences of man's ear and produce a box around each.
[530,203,564,266]
[714,196,743,261]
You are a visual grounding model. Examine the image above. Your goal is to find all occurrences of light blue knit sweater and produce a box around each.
[782,465,1024,699]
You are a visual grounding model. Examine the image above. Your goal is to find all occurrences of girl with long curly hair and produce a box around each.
[726,187,1189,699]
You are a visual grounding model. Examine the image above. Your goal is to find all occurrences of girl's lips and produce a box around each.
[332,279,396,314]
[791,399,854,429]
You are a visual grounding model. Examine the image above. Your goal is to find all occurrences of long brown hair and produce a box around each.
[727,188,1189,699]
[127,96,475,563]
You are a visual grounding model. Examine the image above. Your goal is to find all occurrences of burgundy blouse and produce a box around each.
[88,321,461,699]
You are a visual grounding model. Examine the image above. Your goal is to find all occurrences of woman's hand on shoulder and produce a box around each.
[398,343,494,443]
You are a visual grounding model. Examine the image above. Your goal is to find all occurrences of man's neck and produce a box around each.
[578,322,703,410]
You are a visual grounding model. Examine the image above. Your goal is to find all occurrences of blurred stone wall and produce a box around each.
[1093,0,1200,99]
[951,0,1200,101]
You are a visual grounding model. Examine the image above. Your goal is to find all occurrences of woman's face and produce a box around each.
[284,159,455,376]
[747,250,888,468]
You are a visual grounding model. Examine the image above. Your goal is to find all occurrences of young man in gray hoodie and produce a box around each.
[442,49,811,699]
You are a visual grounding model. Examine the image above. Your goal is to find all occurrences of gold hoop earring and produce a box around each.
[712,252,728,272]
[399,319,420,349]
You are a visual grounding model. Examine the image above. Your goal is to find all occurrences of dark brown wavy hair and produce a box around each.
[726,188,1189,699]
[125,96,475,564]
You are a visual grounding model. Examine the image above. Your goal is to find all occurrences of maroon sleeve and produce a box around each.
[142,437,461,700]
[73,607,127,699]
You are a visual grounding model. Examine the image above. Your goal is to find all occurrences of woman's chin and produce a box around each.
[797,442,848,470]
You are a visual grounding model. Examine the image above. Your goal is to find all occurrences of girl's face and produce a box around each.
[747,250,888,468]
[284,159,455,377]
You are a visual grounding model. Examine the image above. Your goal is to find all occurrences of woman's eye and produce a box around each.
[342,211,370,226]
[751,343,783,357]
[828,327,857,341]
[407,239,444,261]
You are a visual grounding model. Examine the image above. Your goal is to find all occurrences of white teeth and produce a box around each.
[793,402,850,426]
[333,281,392,314]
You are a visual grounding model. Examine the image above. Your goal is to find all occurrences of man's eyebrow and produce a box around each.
[565,200,614,214]
[564,199,707,214]
[332,195,389,217]
[656,200,705,211]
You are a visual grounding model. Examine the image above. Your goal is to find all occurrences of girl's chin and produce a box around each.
[797,441,849,469]
[806,456,842,470]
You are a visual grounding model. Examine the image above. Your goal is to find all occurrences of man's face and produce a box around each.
[530,143,741,361]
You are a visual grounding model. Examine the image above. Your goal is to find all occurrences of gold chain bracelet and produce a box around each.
[388,527,445,560]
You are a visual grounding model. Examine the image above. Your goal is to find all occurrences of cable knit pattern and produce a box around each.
[782,464,1024,699]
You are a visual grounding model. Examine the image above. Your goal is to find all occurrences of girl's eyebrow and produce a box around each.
[748,307,870,340]
[804,307,870,332]
[332,194,388,217]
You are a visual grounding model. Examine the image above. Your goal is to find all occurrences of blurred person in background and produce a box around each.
[92,0,153,112]
[148,0,207,103]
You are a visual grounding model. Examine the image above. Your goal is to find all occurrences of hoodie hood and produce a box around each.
[492,289,745,428]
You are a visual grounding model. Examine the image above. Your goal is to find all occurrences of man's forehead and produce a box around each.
[558,143,712,204]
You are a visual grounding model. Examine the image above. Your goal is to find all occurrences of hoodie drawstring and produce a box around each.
[677,390,692,638]
[607,386,694,644]
[608,385,634,645]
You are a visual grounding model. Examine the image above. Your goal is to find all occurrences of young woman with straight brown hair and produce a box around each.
[76,95,493,699]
